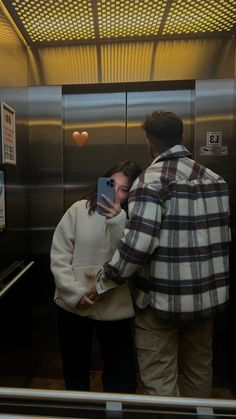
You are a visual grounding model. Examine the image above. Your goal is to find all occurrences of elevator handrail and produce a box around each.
[0,387,235,411]
[0,261,34,298]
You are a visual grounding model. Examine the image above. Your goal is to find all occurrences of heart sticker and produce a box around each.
[72,131,88,147]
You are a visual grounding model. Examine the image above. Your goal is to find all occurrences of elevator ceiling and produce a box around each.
[0,0,235,47]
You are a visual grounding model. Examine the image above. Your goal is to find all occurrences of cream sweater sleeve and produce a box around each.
[50,204,88,308]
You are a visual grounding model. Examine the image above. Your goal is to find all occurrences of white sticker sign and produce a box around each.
[206,131,222,147]
[1,101,16,165]
[200,146,228,156]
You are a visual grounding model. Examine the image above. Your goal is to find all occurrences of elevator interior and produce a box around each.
[1,80,235,398]
[0,0,236,407]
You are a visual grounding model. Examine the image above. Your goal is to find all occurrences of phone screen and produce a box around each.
[96,177,115,215]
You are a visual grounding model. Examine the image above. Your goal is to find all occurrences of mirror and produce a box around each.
[0,78,235,400]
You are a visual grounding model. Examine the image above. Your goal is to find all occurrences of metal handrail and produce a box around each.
[0,260,25,282]
[0,261,34,298]
[0,387,235,410]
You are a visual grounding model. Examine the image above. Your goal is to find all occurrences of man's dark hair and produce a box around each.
[142,111,183,152]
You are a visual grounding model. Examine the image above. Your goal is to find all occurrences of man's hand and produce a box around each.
[84,272,100,302]
[76,273,99,309]
[86,281,98,301]
[77,294,95,309]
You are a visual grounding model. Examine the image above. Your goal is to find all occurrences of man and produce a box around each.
[87,111,231,397]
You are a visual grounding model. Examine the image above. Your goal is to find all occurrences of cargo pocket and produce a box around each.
[135,328,160,392]
[135,328,158,352]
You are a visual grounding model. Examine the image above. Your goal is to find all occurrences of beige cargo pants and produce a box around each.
[135,307,213,397]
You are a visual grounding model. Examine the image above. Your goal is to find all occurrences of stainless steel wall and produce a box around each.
[0,7,29,272]
[195,79,236,391]
[195,79,236,235]
[0,6,31,388]
[28,86,63,256]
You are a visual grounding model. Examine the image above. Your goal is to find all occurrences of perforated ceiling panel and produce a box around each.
[0,0,235,46]
[12,0,95,42]
[163,0,236,35]
[97,0,167,39]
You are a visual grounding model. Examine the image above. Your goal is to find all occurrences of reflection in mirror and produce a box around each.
[0,0,236,403]
[0,80,235,401]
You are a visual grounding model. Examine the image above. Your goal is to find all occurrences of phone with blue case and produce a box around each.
[96,177,115,215]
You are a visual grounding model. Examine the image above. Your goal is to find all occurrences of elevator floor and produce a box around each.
[29,371,235,399]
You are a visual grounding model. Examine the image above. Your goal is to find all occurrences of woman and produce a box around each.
[50,160,142,393]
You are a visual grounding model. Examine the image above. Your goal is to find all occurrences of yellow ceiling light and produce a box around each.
[162,0,236,35]
[10,0,95,43]
[0,0,28,45]
[97,0,167,39]
[0,0,235,45]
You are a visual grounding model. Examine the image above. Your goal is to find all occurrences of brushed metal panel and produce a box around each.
[195,79,236,238]
[195,78,236,396]
[0,87,29,271]
[127,89,194,170]
[28,86,63,255]
[195,79,235,186]
[64,92,127,210]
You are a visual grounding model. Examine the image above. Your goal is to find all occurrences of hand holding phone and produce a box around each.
[96,177,116,215]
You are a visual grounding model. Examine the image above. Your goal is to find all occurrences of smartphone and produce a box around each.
[96,177,115,215]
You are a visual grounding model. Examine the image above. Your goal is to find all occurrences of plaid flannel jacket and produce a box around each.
[97,145,231,320]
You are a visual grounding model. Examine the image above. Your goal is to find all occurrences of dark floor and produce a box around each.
[29,372,235,399]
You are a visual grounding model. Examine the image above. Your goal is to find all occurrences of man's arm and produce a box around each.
[96,182,163,294]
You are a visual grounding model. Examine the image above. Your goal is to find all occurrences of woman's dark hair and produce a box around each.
[84,160,142,214]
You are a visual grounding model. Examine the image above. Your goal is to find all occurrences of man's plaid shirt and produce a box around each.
[97,145,231,320]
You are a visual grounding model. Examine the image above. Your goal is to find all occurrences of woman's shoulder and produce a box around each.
[70,199,89,212]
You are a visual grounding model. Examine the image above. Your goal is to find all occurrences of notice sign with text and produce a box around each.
[0,171,5,232]
[0,101,16,165]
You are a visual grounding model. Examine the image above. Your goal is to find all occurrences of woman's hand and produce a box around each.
[97,194,121,219]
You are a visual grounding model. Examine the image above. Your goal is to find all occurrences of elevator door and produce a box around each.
[63,89,194,210]
[63,93,127,211]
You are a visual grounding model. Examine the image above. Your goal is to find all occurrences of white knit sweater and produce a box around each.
[50,199,134,320]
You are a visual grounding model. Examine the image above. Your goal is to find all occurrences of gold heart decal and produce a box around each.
[72,131,88,147]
